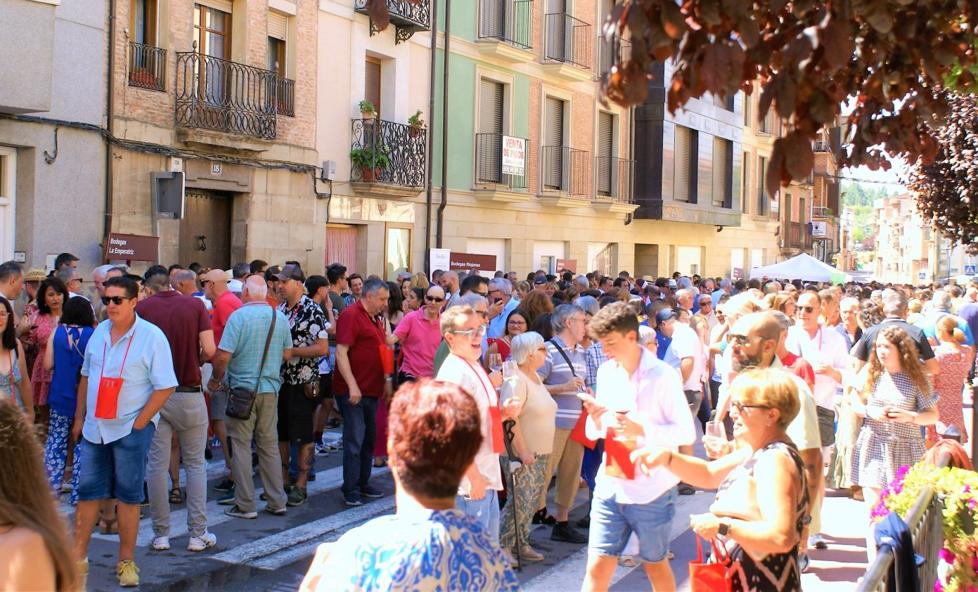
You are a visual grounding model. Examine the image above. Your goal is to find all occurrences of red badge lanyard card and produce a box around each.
[95,331,135,420]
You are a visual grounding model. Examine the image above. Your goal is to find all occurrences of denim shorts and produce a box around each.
[589,487,677,563]
[77,423,156,505]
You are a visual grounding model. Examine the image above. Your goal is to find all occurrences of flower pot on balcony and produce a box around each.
[409,124,425,139]
[360,166,383,182]
[129,69,159,88]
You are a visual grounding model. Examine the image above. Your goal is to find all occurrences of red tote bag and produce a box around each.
[689,537,732,592]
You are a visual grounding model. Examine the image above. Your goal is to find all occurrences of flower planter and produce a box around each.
[360,166,383,182]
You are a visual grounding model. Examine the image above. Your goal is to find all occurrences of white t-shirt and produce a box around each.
[436,353,503,494]
[664,322,706,391]
[785,324,850,410]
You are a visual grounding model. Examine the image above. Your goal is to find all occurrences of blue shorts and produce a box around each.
[588,487,677,563]
[77,424,156,505]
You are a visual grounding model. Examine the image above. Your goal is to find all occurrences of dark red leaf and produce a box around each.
[369,0,390,31]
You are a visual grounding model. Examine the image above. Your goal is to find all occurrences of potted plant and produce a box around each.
[358,100,377,120]
[407,110,425,138]
[129,69,159,89]
[350,146,390,182]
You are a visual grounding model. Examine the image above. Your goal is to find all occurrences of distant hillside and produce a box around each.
[841,180,903,247]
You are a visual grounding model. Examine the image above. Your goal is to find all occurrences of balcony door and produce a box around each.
[478,79,505,183]
[596,111,614,196]
[131,0,158,45]
[543,96,565,190]
[364,57,382,119]
[547,0,567,62]
[194,3,232,108]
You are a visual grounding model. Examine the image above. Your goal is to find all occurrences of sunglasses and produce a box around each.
[731,401,772,414]
[425,295,444,302]
[727,333,761,346]
[797,305,816,314]
[101,296,133,306]
[452,325,488,337]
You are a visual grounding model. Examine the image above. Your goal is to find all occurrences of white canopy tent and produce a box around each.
[749,253,849,283]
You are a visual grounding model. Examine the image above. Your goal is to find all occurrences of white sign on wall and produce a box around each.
[429,248,450,274]
[811,221,828,238]
[501,136,526,176]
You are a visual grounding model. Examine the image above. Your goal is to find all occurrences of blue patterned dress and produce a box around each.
[303,507,519,591]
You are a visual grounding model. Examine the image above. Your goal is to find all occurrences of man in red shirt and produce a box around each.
[203,268,242,493]
[333,278,392,506]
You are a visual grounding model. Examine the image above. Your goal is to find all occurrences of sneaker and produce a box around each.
[344,493,364,507]
[532,509,557,526]
[117,559,140,587]
[551,521,588,544]
[151,536,170,551]
[360,485,384,499]
[576,514,590,529]
[264,505,287,516]
[798,552,811,573]
[215,478,235,493]
[188,532,217,552]
[287,486,308,507]
[809,533,828,550]
[224,505,258,519]
[315,443,330,456]
[518,545,545,562]
[217,491,236,506]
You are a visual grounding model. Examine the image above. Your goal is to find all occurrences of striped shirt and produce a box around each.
[537,334,587,430]
[585,342,608,391]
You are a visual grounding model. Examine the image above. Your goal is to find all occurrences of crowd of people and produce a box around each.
[0,252,973,591]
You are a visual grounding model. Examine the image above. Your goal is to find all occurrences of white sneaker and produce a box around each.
[188,532,217,552]
[151,536,170,551]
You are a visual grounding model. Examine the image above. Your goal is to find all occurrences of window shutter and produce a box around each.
[268,11,288,40]
[479,80,504,134]
[674,126,689,202]
[712,137,727,207]
[597,112,613,195]
[741,150,750,212]
[196,0,233,14]
[544,97,564,189]
[757,156,767,214]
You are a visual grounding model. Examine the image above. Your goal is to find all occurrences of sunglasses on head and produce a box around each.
[425,295,444,303]
[101,296,132,306]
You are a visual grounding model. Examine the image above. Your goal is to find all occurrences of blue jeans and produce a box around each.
[335,394,378,497]
[77,423,156,505]
[456,489,500,542]
[589,487,677,563]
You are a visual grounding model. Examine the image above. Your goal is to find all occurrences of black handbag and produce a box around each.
[225,308,277,420]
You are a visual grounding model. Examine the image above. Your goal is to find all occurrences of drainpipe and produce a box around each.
[103,0,116,252]
[435,0,451,248]
[424,0,439,273]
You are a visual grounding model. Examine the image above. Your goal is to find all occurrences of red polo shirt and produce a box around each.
[212,290,242,346]
[333,300,386,397]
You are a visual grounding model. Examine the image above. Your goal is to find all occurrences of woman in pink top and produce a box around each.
[927,316,972,444]
[388,285,445,381]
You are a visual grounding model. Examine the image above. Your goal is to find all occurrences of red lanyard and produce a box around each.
[463,360,495,402]
[100,330,136,381]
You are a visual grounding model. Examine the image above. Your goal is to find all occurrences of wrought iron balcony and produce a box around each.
[350,118,426,188]
[475,133,530,190]
[541,145,591,197]
[275,77,295,117]
[595,156,634,203]
[354,0,431,43]
[175,50,293,140]
[786,221,813,249]
[478,0,533,49]
[128,42,166,92]
[812,205,834,218]
[597,33,629,78]
[544,13,592,70]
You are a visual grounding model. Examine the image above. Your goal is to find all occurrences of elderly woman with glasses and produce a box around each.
[499,331,558,563]
[632,368,810,592]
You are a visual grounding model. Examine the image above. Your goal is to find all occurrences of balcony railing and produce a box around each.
[354,0,431,43]
[275,77,295,117]
[812,205,834,218]
[544,13,592,70]
[128,42,166,92]
[475,133,530,190]
[541,145,591,197]
[786,221,812,249]
[478,0,533,49]
[595,156,634,203]
[175,50,293,140]
[350,118,426,187]
[597,33,630,77]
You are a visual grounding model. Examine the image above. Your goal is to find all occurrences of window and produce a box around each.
[757,155,768,215]
[0,148,15,262]
[267,12,287,76]
[477,79,506,183]
[674,125,696,202]
[543,96,565,190]
[385,225,411,281]
[364,57,382,118]
[596,111,615,196]
[713,94,734,111]
[712,137,732,207]
[194,4,231,59]
[131,0,158,45]
[743,93,752,127]
[741,151,750,212]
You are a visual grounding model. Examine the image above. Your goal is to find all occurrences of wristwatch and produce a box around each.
[717,521,730,537]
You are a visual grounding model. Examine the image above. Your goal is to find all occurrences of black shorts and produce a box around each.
[277,383,317,444]
[318,373,332,400]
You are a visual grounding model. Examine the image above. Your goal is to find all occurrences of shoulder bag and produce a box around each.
[226,308,277,420]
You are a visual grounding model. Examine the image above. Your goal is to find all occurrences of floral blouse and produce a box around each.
[279,295,328,385]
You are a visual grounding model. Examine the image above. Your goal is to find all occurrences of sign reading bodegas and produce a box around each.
[104,233,159,262]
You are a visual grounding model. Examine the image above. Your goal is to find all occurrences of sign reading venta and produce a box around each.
[501,136,526,176]
[104,233,159,261]
[450,253,497,273]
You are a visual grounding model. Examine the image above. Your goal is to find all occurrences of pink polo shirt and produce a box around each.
[394,308,442,378]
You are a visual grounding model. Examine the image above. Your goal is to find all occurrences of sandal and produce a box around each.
[169,487,183,504]
[99,516,118,535]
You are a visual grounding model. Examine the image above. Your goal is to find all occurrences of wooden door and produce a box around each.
[179,189,231,269]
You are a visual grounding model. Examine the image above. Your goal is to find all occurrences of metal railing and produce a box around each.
[475,133,530,190]
[595,156,634,203]
[478,0,533,49]
[128,42,166,91]
[541,145,591,197]
[175,49,292,139]
[544,13,592,70]
[812,205,834,218]
[350,118,426,187]
[856,453,950,592]
[354,0,430,42]
[597,33,630,77]
[786,221,812,249]
[275,77,295,117]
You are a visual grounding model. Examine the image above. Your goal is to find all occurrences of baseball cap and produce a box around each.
[655,308,678,324]
[201,268,232,284]
[533,276,547,285]
[275,263,305,282]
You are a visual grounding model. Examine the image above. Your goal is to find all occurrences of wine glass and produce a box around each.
[502,360,518,380]
[703,419,728,459]
[488,353,503,374]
